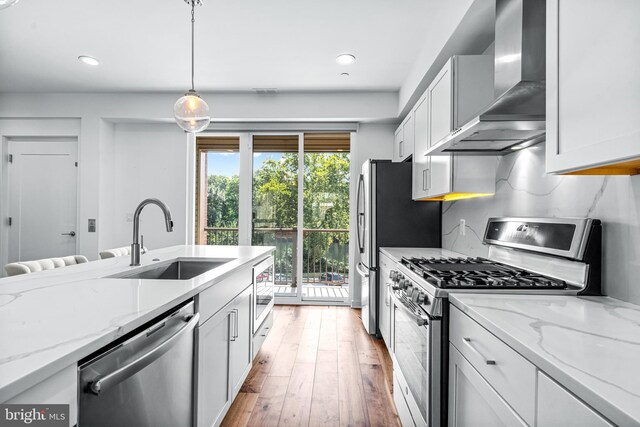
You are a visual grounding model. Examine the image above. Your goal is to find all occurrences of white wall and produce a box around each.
[110,123,189,251]
[0,92,398,261]
[442,146,640,305]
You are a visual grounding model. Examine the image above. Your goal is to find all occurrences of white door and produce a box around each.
[8,140,78,263]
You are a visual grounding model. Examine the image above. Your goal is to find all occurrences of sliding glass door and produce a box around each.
[252,135,300,299]
[196,132,351,304]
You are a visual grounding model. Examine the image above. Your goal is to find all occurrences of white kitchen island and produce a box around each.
[0,245,273,426]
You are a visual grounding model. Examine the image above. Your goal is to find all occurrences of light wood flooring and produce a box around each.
[221,305,400,427]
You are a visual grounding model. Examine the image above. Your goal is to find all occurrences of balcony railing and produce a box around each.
[204,227,349,287]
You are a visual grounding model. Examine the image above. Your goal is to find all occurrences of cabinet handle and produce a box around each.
[422,169,428,191]
[230,309,239,341]
[463,337,496,365]
[399,141,404,158]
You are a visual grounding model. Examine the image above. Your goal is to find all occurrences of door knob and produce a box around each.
[61,231,76,237]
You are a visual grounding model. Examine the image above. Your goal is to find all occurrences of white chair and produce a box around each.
[99,246,131,260]
[99,246,146,260]
[4,255,89,277]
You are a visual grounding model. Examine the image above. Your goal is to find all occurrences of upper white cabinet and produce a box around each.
[393,112,414,162]
[537,372,613,427]
[412,56,496,200]
[412,90,430,199]
[546,0,640,175]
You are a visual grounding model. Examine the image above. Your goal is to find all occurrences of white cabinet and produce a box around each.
[448,344,528,427]
[450,306,536,425]
[546,0,640,175]
[229,285,253,396]
[5,364,77,427]
[411,56,496,200]
[197,285,253,427]
[412,90,430,200]
[537,372,613,427]
[393,113,414,162]
[378,251,394,351]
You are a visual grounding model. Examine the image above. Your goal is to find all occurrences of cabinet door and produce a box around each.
[429,58,453,149]
[537,372,613,427]
[412,93,430,200]
[230,285,253,396]
[448,345,527,427]
[401,114,414,161]
[393,127,403,162]
[378,253,393,348]
[546,0,640,174]
[197,309,232,427]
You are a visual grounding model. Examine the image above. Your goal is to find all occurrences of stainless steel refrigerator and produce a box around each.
[356,160,441,335]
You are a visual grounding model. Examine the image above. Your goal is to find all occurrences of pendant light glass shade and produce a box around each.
[174,0,210,133]
[174,90,210,133]
[0,0,21,10]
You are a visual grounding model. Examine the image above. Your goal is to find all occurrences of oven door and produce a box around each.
[253,256,274,333]
[391,290,441,427]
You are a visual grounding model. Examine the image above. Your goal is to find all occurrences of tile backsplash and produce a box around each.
[442,145,640,304]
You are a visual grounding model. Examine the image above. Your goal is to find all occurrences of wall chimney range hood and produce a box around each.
[426,0,546,155]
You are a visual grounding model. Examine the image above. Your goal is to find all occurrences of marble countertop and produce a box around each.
[0,245,273,402]
[450,294,640,427]
[379,247,464,262]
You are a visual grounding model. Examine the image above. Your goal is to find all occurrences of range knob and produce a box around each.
[417,292,429,305]
[411,291,420,303]
[389,270,398,281]
[406,284,414,296]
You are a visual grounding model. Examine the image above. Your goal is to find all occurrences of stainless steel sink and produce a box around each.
[113,260,232,280]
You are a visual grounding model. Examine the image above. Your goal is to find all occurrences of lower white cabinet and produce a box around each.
[229,285,253,396]
[537,372,612,427]
[197,285,253,427]
[378,252,394,350]
[448,344,527,427]
[449,307,615,427]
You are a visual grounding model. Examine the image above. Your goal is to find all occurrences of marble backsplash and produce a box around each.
[441,145,640,304]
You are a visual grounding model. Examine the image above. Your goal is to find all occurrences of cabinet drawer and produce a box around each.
[253,310,273,359]
[450,306,536,425]
[197,267,252,323]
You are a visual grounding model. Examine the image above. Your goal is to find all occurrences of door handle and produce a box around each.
[61,231,76,237]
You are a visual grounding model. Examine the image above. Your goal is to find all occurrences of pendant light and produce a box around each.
[174,0,210,133]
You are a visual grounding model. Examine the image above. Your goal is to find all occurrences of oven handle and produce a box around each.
[391,290,429,327]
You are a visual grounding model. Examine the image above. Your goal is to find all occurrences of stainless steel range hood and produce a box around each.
[426,0,546,155]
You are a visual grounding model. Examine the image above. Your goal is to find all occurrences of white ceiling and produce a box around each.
[0,0,446,93]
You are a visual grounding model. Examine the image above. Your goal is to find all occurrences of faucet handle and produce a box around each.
[141,235,146,254]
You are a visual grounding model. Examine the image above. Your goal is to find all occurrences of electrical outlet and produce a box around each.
[459,219,466,236]
[88,219,96,232]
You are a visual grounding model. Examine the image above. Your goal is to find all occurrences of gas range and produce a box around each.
[400,256,568,289]
[388,217,603,317]
[386,217,602,427]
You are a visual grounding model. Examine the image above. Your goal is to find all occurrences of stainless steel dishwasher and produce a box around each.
[78,301,199,427]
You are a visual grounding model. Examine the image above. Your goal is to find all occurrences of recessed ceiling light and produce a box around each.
[78,56,100,66]
[336,54,356,65]
[340,72,350,77]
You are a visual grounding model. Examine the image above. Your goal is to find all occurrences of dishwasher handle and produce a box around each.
[89,312,199,395]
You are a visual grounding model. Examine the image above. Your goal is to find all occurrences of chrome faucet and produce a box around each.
[131,198,174,266]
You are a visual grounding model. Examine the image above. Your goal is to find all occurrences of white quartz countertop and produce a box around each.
[450,294,640,427]
[379,247,464,262]
[0,245,273,402]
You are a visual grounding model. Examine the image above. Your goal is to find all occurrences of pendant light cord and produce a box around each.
[191,0,195,91]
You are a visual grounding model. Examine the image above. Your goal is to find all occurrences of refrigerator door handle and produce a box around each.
[356,173,365,254]
[356,262,369,278]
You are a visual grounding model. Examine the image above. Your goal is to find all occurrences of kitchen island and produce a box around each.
[0,245,273,426]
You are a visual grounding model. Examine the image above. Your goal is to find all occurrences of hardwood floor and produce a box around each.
[221,305,400,427]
